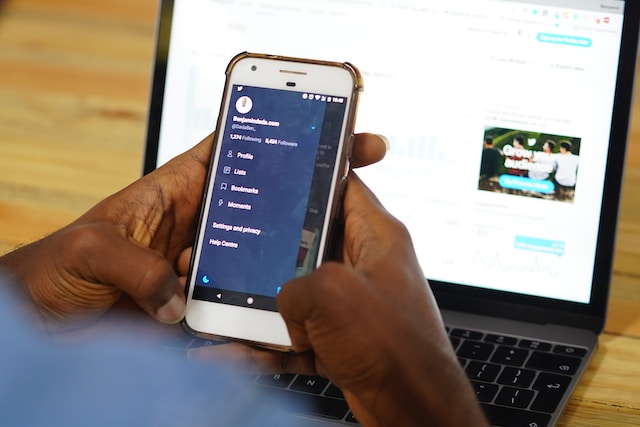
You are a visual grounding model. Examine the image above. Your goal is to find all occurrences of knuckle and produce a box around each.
[60,222,175,300]
[394,221,415,248]
[61,223,111,257]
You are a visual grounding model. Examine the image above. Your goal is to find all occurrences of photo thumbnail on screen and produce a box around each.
[478,127,581,203]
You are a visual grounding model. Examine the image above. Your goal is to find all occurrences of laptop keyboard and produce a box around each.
[167,326,587,426]
[449,327,587,427]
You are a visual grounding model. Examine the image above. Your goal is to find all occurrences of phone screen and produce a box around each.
[191,84,348,311]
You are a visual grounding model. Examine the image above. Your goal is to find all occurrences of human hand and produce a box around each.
[279,173,486,426]
[0,132,387,333]
[188,172,486,427]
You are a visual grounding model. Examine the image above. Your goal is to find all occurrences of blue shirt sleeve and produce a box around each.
[0,273,301,427]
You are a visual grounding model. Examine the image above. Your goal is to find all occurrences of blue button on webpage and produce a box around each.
[537,33,592,47]
[498,175,555,194]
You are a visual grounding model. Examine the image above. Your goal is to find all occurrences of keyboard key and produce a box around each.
[449,336,461,350]
[450,328,484,340]
[190,338,222,348]
[268,388,350,420]
[466,361,501,382]
[470,381,499,402]
[257,373,295,388]
[491,346,529,366]
[457,341,495,361]
[481,403,551,427]
[485,334,518,345]
[553,345,587,357]
[324,383,345,399]
[519,340,552,352]
[531,372,572,413]
[495,386,535,409]
[163,334,195,350]
[345,412,359,423]
[290,375,330,394]
[526,351,581,375]
[497,367,535,388]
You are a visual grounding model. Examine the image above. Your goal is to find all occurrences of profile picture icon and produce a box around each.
[235,95,253,114]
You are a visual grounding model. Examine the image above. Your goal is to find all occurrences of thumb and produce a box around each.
[67,222,186,324]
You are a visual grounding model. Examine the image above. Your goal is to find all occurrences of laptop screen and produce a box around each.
[145,0,637,314]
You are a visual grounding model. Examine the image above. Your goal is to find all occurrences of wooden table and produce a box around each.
[1,0,639,424]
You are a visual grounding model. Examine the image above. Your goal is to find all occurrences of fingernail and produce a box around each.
[156,294,186,324]
[376,134,391,152]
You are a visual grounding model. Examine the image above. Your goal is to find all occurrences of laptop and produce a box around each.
[143,0,640,426]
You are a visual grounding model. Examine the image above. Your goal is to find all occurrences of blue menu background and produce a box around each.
[194,85,335,305]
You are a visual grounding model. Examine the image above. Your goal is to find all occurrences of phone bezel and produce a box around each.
[183,52,362,350]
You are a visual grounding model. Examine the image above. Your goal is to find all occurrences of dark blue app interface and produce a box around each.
[193,85,348,311]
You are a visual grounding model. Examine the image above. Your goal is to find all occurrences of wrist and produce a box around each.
[0,245,53,332]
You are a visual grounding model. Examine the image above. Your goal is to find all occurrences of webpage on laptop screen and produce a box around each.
[157,0,625,304]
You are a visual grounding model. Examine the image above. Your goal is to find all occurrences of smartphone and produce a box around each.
[183,53,363,350]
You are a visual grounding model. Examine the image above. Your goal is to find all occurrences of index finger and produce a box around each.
[350,133,389,168]
[340,172,420,271]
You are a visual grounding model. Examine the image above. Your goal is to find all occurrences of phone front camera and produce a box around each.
[251,65,257,71]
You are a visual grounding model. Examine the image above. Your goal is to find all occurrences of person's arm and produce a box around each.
[0,132,387,333]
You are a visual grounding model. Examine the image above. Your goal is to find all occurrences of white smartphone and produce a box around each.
[183,52,363,350]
